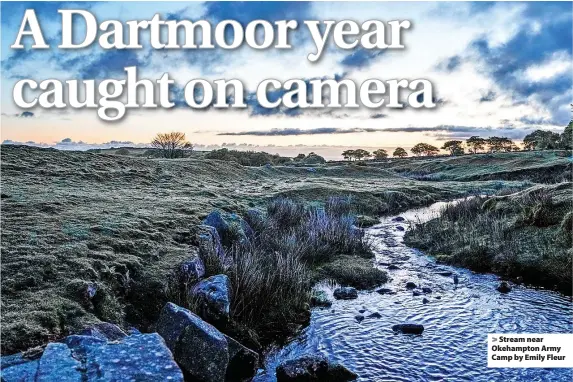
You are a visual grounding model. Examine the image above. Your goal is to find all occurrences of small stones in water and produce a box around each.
[310,290,332,308]
[392,324,424,335]
[412,290,422,296]
[422,298,430,304]
[392,216,406,222]
[497,281,512,293]
[395,226,405,232]
[422,287,432,294]
[376,288,396,295]
[355,315,364,323]
[437,271,453,277]
[435,296,442,300]
[358,309,366,314]
[387,264,400,270]
[405,282,417,289]
[368,312,382,319]
[333,287,358,300]
[453,275,459,285]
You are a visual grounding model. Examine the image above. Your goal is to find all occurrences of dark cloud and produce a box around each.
[370,113,387,119]
[218,127,380,136]
[340,48,385,69]
[479,90,496,103]
[436,55,461,72]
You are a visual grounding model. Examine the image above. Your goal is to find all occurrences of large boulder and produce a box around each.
[85,333,183,381]
[156,302,229,382]
[197,224,226,266]
[333,287,358,300]
[203,211,253,247]
[177,254,205,284]
[225,335,259,382]
[497,281,512,293]
[310,290,332,308]
[191,274,232,325]
[1,353,40,382]
[36,343,82,381]
[276,355,357,382]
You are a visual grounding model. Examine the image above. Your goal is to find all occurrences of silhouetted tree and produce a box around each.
[441,140,464,156]
[372,148,388,160]
[393,147,408,158]
[353,149,371,160]
[342,149,355,161]
[466,136,487,153]
[151,132,193,158]
[523,130,561,150]
[487,137,514,152]
[411,143,440,156]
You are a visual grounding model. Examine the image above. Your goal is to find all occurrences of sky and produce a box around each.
[1,1,571,159]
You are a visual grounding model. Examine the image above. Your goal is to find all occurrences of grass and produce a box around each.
[404,183,572,293]
[0,144,566,354]
[184,197,380,346]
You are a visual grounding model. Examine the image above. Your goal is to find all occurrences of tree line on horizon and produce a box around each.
[341,122,572,161]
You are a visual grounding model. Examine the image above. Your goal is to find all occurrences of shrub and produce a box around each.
[205,148,291,166]
[115,148,130,156]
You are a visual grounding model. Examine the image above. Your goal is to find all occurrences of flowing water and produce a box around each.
[255,200,573,381]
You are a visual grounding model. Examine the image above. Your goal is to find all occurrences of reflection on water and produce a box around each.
[255,200,573,382]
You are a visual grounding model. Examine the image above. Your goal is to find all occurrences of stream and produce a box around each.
[254,200,573,381]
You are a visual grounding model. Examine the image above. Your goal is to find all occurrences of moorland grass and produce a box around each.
[0,145,561,353]
[404,183,572,293]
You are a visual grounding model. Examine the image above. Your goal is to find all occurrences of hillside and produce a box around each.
[0,145,564,354]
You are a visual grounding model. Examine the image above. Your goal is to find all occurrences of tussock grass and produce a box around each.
[405,184,572,293]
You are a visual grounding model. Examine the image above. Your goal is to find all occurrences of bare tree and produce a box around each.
[151,132,193,158]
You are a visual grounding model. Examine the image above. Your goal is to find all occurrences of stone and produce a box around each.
[392,216,406,222]
[387,264,400,270]
[358,309,366,313]
[422,287,432,294]
[203,211,253,247]
[395,226,405,232]
[375,288,395,295]
[276,355,357,382]
[310,290,332,308]
[197,224,226,265]
[191,274,232,325]
[36,343,82,381]
[392,324,424,335]
[422,298,430,304]
[405,282,417,289]
[85,334,183,381]
[355,315,364,323]
[436,271,452,277]
[177,255,205,284]
[0,353,39,382]
[156,303,229,382]
[367,312,382,319]
[412,290,422,296]
[435,296,442,300]
[333,287,358,300]
[497,281,512,293]
[65,335,107,349]
[78,322,127,342]
[225,334,259,382]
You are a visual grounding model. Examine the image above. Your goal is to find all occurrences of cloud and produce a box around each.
[217,124,565,140]
[218,127,380,136]
[479,90,496,103]
[340,48,386,69]
[436,55,461,72]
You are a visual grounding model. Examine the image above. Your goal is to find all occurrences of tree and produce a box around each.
[523,130,561,150]
[485,136,514,152]
[151,132,193,158]
[372,148,388,160]
[353,149,371,160]
[411,143,440,156]
[466,136,487,153]
[342,149,355,161]
[393,147,408,158]
[441,140,464,156]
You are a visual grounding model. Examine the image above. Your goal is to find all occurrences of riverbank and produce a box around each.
[0,145,566,354]
[404,183,572,294]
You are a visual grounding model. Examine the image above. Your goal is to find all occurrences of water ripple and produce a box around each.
[256,202,573,382]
